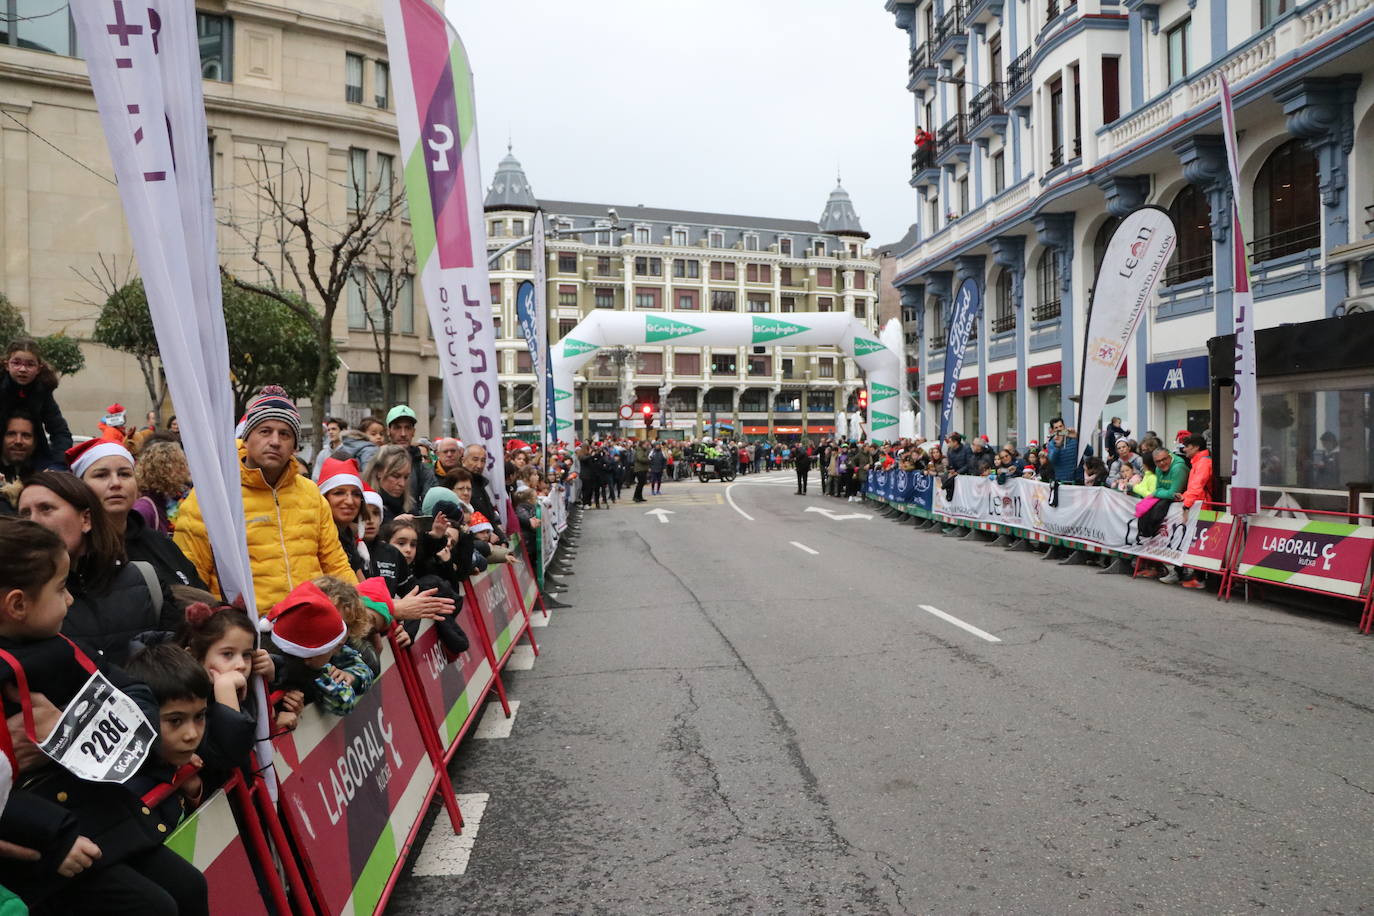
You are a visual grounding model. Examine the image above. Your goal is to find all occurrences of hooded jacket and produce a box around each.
[332,431,379,475]
[0,372,72,468]
[175,447,357,615]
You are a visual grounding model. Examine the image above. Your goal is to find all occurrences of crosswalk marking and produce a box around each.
[410,794,490,876]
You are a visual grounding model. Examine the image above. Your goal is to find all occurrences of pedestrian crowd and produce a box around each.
[0,334,581,914]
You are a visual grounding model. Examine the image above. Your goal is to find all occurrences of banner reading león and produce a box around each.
[383,0,507,519]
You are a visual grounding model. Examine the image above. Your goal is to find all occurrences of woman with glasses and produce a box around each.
[1,336,73,469]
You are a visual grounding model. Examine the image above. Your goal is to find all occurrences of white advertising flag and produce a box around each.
[1074,207,1177,465]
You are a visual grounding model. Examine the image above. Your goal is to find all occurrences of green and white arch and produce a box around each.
[550,312,904,442]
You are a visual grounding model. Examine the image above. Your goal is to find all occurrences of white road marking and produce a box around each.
[530,611,551,628]
[724,475,800,521]
[918,604,1002,643]
[645,508,674,524]
[473,700,520,738]
[506,644,536,671]
[410,793,490,876]
[804,506,873,521]
[790,541,819,555]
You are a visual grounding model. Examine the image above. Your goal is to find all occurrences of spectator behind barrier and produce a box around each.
[175,385,357,616]
[0,337,73,471]
[262,580,373,716]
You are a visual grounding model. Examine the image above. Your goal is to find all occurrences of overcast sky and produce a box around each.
[444,0,917,246]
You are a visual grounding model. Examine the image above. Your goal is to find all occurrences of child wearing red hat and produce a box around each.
[262,580,374,715]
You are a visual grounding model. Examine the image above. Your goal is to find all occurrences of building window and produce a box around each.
[1261,0,1293,26]
[375,153,393,211]
[710,291,737,312]
[675,289,700,310]
[709,261,737,281]
[345,52,365,103]
[635,288,661,309]
[746,263,772,283]
[515,248,532,271]
[709,230,725,248]
[747,295,771,313]
[813,240,825,256]
[347,268,368,329]
[558,285,578,307]
[594,222,610,245]
[1102,56,1120,124]
[1165,185,1214,284]
[595,256,611,276]
[781,296,796,313]
[780,237,793,256]
[852,270,866,290]
[672,258,700,279]
[817,267,833,287]
[1254,138,1321,262]
[489,219,504,238]
[855,299,867,319]
[197,13,233,80]
[818,357,834,378]
[1048,76,1065,168]
[818,296,833,312]
[711,353,737,375]
[347,148,367,212]
[747,355,772,376]
[672,228,689,246]
[396,274,414,333]
[559,318,577,337]
[744,233,760,251]
[1035,249,1062,321]
[993,270,1015,332]
[374,61,390,108]
[1167,18,1190,85]
[558,252,578,273]
[674,352,700,375]
[348,372,408,410]
[634,225,651,244]
[992,151,1006,194]
[634,256,662,277]
[959,176,971,213]
[638,352,663,375]
[516,352,533,374]
[511,219,525,236]
[493,315,502,338]
[594,288,615,309]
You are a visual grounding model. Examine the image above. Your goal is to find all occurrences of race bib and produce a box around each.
[39,671,157,784]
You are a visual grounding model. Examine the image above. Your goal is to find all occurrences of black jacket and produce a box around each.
[468,470,506,541]
[122,510,207,591]
[0,373,72,469]
[63,563,182,667]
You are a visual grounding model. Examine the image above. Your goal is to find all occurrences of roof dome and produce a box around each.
[818,179,867,237]
[484,145,538,211]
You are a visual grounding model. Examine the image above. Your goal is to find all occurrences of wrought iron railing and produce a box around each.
[909,41,933,80]
[929,334,948,350]
[1033,299,1062,322]
[1008,48,1032,95]
[1250,222,1321,262]
[991,314,1017,333]
[969,82,1006,128]
[911,146,937,174]
[935,2,967,46]
[938,114,968,148]
[1164,252,1213,286]
[1049,145,1065,169]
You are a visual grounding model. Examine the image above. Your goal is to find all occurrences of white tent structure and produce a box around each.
[550,311,903,442]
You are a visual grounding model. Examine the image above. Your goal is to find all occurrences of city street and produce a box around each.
[390,472,1374,914]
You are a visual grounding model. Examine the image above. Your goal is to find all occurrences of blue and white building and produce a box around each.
[883,0,1374,502]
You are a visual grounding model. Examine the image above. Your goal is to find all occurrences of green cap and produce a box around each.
[386,405,417,426]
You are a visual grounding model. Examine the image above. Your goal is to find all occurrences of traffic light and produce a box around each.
[642,403,654,427]
[857,388,869,419]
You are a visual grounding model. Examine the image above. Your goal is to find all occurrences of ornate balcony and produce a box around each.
[907,41,937,92]
[1006,47,1032,103]
[910,146,940,189]
[933,2,968,59]
[936,114,970,165]
[968,82,1008,140]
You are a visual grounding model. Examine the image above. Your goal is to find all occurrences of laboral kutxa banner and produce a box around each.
[1236,516,1374,599]
[383,0,507,519]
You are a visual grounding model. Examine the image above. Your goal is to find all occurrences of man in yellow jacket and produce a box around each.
[175,385,357,615]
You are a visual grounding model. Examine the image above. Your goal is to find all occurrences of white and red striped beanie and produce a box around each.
[241,385,301,442]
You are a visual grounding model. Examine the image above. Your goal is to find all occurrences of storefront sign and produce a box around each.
[955,377,979,396]
[1146,355,1209,392]
[1236,517,1374,599]
[988,370,1017,393]
[1027,363,1062,387]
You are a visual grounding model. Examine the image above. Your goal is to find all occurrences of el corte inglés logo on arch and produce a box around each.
[561,338,598,357]
[750,316,808,344]
[869,410,898,428]
[644,316,704,343]
[869,381,899,402]
[852,336,885,357]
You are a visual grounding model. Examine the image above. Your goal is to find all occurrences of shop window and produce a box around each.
[1165,185,1213,285]
[1259,379,1373,494]
[1253,138,1320,262]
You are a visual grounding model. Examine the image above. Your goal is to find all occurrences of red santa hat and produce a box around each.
[468,511,493,534]
[316,457,364,496]
[65,438,134,478]
[361,482,384,512]
[258,581,348,658]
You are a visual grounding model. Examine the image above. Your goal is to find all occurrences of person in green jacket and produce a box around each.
[1151,447,1188,501]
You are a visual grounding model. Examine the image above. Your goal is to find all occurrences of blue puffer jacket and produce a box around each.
[1047,435,1079,483]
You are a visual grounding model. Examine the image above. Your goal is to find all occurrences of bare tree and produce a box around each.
[74,254,168,415]
[359,240,416,418]
[223,146,405,453]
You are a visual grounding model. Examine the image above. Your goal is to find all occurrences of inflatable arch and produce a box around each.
[550,311,903,442]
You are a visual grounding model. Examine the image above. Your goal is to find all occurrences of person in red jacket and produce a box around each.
[1163,434,1213,589]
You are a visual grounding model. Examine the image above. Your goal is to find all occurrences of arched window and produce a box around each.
[1253,139,1320,262]
[929,298,946,349]
[1034,248,1061,322]
[1165,185,1213,284]
[992,270,1016,332]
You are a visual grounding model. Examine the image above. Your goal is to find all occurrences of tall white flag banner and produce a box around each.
[532,211,550,453]
[1219,75,1260,516]
[383,0,506,518]
[71,1,254,608]
[72,0,271,783]
[1074,207,1177,466]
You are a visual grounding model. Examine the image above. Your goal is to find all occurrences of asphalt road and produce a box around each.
[389,470,1374,915]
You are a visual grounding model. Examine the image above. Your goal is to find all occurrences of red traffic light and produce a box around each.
[642,403,653,415]
[858,388,869,408]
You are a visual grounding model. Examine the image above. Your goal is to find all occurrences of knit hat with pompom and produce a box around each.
[241,385,301,442]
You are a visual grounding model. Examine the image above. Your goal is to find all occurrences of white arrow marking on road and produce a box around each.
[790,541,819,555]
[804,506,873,521]
[645,508,675,524]
[918,604,1001,643]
